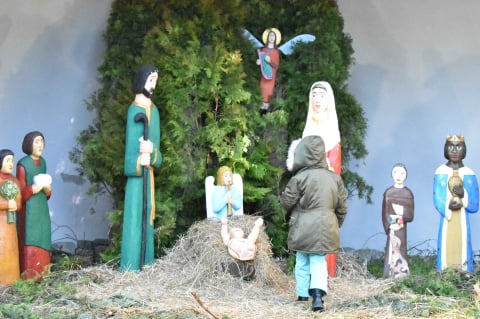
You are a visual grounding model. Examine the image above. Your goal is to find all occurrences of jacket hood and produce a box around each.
[291,135,328,174]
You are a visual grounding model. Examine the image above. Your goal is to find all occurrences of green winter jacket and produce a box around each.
[280,135,347,254]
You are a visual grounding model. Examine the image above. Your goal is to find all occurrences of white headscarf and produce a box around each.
[302,81,341,152]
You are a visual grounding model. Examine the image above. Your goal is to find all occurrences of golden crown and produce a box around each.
[446,135,464,142]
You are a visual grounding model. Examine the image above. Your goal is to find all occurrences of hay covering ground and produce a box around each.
[1,215,467,318]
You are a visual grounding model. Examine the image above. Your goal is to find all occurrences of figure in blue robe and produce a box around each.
[433,135,478,272]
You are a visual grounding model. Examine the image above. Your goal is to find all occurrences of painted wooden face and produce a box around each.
[1,155,14,174]
[311,87,328,115]
[144,72,158,96]
[268,31,276,44]
[223,171,233,186]
[391,165,407,186]
[31,136,44,159]
[446,141,464,163]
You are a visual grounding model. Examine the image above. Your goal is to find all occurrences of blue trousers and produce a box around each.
[295,252,328,297]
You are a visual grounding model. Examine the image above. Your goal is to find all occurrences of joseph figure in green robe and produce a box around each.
[120,65,162,271]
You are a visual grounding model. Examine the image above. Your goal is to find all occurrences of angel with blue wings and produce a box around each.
[243,28,315,113]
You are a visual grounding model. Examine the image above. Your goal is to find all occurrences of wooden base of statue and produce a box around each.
[222,259,255,280]
[0,211,20,285]
[21,246,51,282]
[326,253,336,278]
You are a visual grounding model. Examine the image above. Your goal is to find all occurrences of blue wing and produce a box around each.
[278,34,316,55]
[242,29,263,49]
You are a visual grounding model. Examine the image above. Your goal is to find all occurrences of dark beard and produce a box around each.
[143,88,154,98]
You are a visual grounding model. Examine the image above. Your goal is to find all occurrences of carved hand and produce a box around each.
[452,185,464,198]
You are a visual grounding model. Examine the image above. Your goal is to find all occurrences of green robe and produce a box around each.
[120,102,162,271]
[17,156,51,250]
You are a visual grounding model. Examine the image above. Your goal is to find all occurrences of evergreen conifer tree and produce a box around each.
[71,0,372,259]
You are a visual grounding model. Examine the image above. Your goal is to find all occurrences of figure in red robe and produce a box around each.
[16,131,52,282]
[303,81,342,278]
[256,28,281,113]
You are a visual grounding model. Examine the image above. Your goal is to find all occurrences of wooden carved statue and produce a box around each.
[121,65,162,272]
[16,131,52,282]
[243,28,315,113]
[382,163,414,279]
[221,216,263,261]
[205,166,243,220]
[0,149,22,285]
[433,135,478,272]
[302,81,341,278]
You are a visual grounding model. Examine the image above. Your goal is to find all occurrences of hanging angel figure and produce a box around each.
[243,28,316,113]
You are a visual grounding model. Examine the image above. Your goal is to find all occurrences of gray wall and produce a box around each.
[0,1,113,251]
[3,1,480,254]
[337,0,480,253]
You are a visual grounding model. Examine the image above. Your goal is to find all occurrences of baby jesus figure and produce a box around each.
[221,217,263,261]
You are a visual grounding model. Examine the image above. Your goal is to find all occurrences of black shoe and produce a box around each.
[311,289,325,312]
[297,296,309,301]
[259,103,270,115]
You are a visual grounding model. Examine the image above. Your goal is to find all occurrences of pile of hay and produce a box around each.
[20,215,425,318]
[160,215,293,291]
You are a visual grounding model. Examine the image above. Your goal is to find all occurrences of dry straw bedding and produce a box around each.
[2,215,467,318]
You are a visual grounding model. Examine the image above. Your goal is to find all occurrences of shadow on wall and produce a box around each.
[0,0,112,242]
